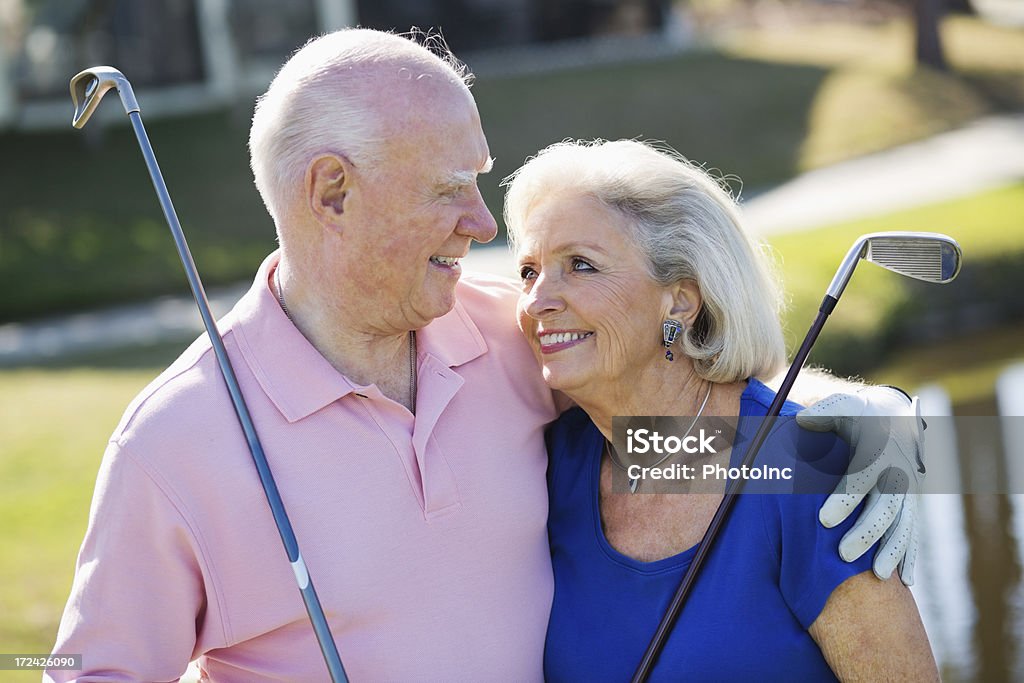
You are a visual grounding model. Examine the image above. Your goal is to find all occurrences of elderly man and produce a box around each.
[49,29,922,682]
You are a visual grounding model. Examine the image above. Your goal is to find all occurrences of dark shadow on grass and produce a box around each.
[19,338,194,370]
[960,70,1024,112]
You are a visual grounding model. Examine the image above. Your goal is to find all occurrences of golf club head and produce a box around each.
[70,66,139,128]
[863,232,962,283]
[826,231,962,299]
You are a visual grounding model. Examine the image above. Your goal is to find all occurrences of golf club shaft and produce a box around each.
[126,111,348,683]
[631,299,834,682]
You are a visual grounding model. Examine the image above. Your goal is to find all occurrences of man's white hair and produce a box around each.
[249,28,472,230]
[503,139,787,384]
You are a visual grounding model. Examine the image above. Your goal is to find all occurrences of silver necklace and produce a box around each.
[274,267,417,413]
[606,382,713,493]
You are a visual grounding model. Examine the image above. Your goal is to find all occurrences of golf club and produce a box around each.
[70,66,348,683]
[632,231,962,682]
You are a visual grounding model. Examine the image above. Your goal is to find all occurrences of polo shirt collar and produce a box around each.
[231,252,487,422]
[416,289,488,369]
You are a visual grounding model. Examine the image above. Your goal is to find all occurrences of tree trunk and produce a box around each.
[914,0,949,71]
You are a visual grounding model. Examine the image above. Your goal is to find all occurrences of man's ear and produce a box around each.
[668,279,702,327]
[305,154,351,231]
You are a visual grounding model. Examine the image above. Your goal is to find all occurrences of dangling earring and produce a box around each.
[662,319,684,361]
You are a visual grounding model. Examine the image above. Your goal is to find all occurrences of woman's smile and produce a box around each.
[537,329,594,354]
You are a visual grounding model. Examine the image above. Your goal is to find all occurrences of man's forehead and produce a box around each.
[373,69,475,122]
[370,79,489,182]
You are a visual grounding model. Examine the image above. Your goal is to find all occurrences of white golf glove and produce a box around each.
[796,386,925,586]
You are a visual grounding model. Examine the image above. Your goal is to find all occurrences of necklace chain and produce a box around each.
[274,266,416,413]
[606,382,713,493]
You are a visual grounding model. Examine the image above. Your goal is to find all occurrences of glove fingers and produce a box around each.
[897,501,919,586]
[819,478,865,529]
[819,455,887,528]
[897,536,918,587]
[838,488,901,562]
[795,393,865,434]
[873,495,914,581]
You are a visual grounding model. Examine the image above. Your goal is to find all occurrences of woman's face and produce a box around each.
[515,191,679,398]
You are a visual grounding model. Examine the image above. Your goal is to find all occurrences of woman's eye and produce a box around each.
[571,258,596,272]
[519,265,537,281]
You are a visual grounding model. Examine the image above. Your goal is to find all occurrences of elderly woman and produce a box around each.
[503,140,937,681]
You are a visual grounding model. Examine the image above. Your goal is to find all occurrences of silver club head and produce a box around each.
[70,66,140,129]
[827,231,962,300]
[864,232,962,283]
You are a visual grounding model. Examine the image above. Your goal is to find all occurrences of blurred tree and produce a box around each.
[913,0,948,71]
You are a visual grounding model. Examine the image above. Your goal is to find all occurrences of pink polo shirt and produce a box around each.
[49,252,559,682]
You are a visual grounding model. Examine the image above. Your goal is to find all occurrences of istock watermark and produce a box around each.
[611,415,1024,494]
[622,424,792,488]
[626,427,719,455]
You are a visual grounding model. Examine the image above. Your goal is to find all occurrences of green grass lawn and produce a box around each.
[0,369,164,679]
[2,15,1021,323]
